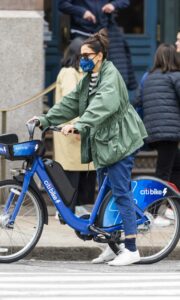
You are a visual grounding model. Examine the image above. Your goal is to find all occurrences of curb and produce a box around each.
[28,246,180,261]
[29,246,101,261]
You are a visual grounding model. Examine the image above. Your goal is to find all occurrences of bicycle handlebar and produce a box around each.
[26,120,79,141]
[41,126,79,139]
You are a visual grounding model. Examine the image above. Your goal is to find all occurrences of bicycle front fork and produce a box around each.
[3,171,33,226]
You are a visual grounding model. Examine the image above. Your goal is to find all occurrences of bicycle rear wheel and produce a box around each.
[97,192,180,264]
[0,180,44,263]
[137,197,180,264]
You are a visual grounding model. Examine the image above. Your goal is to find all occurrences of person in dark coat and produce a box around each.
[58,0,137,90]
[135,43,180,190]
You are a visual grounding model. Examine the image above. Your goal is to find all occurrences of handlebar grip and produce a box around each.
[41,126,79,141]
[26,119,41,140]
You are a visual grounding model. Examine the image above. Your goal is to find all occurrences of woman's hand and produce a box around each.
[61,124,75,136]
[102,4,115,13]
[83,10,96,23]
[26,116,40,126]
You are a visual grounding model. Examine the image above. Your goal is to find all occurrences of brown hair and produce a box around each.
[62,38,83,70]
[82,28,109,59]
[150,43,180,73]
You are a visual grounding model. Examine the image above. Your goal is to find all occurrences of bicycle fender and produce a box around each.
[98,176,180,228]
[132,176,180,211]
[13,174,48,224]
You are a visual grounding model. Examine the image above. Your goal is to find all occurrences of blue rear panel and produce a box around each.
[102,195,123,228]
[102,177,178,227]
[131,178,175,211]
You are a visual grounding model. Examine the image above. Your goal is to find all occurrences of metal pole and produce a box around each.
[0,111,7,204]
[1,111,7,181]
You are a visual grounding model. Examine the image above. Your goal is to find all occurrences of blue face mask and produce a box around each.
[79,57,95,73]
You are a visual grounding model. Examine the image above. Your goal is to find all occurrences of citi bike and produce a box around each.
[0,122,180,263]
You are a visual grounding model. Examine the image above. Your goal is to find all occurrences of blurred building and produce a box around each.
[0,0,44,140]
[0,0,44,179]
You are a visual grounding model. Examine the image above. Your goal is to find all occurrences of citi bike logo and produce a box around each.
[44,180,61,203]
[140,187,168,196]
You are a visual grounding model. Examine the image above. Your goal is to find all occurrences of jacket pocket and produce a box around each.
[94,123,125,166]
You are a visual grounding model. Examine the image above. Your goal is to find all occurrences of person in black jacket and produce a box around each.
[58,0,130,36]
[135,44,180,190]
[58,0,137,91]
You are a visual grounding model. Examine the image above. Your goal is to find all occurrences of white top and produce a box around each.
[89,72,98,94]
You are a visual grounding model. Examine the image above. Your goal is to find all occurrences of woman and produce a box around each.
[135,44,180,190]
[29,29,147,266]
[54,38,96,217]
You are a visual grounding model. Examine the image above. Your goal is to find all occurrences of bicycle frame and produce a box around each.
[5,156,128,235]
[3,117,180,239]
[2,124,180,265]
[5,151,180,236]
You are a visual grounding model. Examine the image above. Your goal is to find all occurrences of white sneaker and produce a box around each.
[108,248,140,266]
[154,215,171,227]
[165,208,174,220]
[92,244,125,264]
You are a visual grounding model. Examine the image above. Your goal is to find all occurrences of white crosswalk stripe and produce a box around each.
[0,272,180,299]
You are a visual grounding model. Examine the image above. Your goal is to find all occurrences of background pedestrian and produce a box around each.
[134,43,180,225]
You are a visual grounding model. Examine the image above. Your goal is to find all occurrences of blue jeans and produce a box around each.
[96,154,137,236]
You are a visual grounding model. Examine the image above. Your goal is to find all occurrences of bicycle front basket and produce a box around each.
[12,140,43,160]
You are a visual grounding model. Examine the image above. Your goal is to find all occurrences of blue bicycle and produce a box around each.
[0,122,180,263]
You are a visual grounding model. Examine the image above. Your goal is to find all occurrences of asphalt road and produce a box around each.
[1,259,180,273]
[1,261,180,300]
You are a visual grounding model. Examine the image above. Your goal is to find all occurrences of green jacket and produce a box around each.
[39,60,147,169]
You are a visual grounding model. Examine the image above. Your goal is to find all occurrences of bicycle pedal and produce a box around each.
[89,225,111,238]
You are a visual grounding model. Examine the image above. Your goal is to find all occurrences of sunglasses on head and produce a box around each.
[79,53,96,59]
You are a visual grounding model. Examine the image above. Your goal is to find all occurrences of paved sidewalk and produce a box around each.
[28,208,180,261]
[30,214,102,261]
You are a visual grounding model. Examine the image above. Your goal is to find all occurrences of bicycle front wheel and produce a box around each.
[0,180,44,263]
